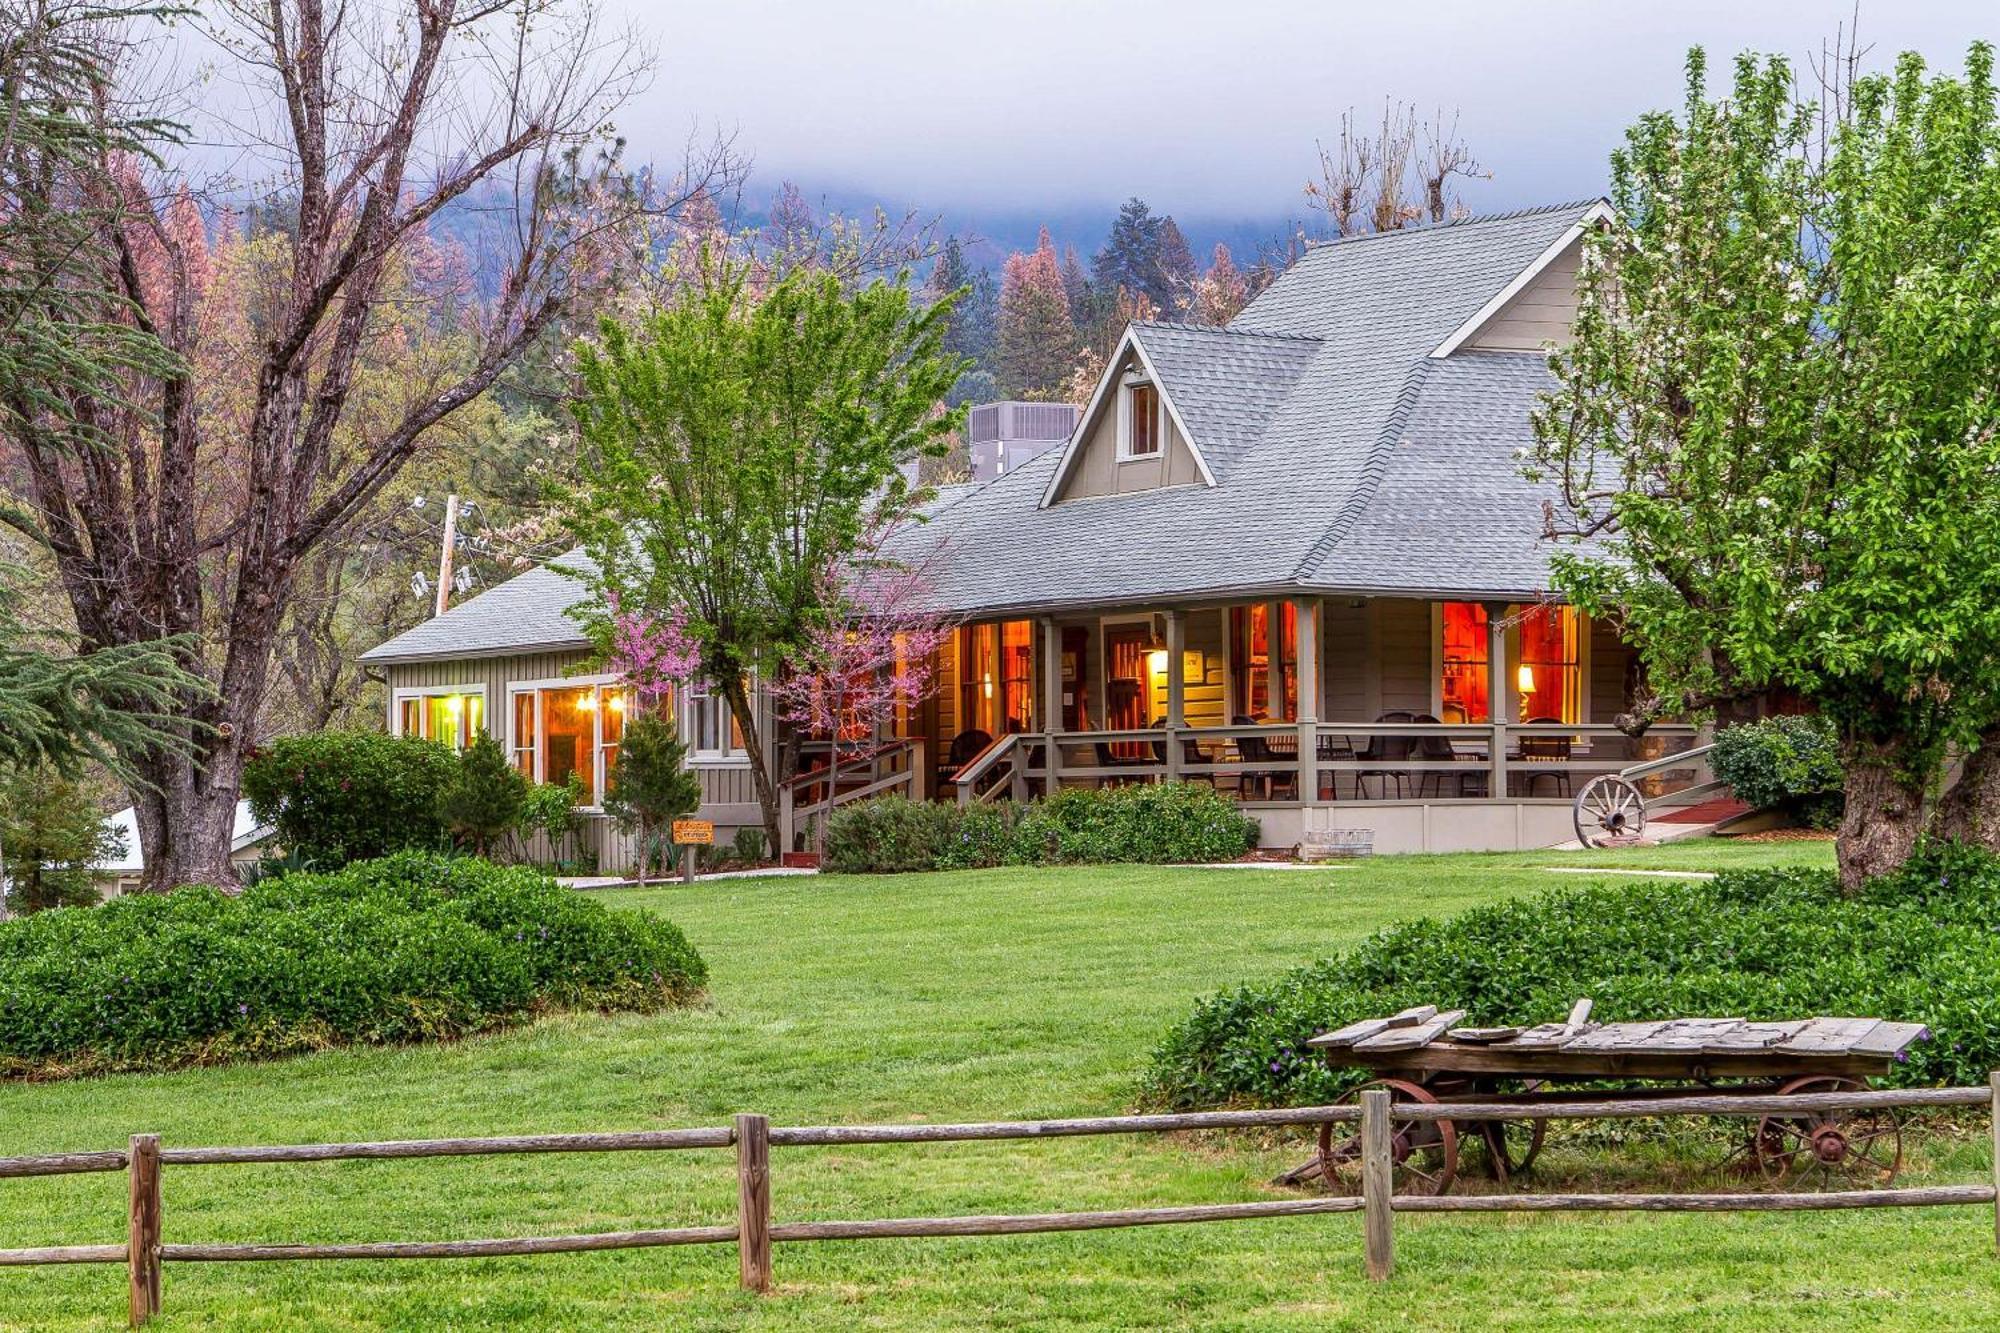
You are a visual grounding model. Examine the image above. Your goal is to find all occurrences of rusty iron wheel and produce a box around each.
[1477,1081,1548,1183]
[1317,1078,1460,1197]
[1752,1075,1903,1188]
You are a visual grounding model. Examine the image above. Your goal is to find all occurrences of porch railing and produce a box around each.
[948,721,1707,806]
[780,739,926,851]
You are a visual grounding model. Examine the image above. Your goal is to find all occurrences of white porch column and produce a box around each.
[1485,601,1511,800]
[1293,597,1320,801]
[1040,616,1062,796]
[1164,609,1186,782]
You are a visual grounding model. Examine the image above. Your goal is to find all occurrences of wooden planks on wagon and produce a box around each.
[1307,1005,1437,1050]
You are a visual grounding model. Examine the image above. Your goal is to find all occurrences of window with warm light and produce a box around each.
[1517,606,1581,723]
[506,679,642,804]
[1230,604,1296,720]
[1119,379,1162,460]
[394,689,485,750]
[1440,603,1490,723]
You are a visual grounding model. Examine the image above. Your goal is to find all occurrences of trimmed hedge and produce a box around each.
[823,784,1260,874]
[243,731,457,867]
[0,853,706,1077]
[1712,714,1844,828]
[1144,842,2000,1109]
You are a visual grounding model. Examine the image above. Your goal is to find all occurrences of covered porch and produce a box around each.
[902,595,1709,854]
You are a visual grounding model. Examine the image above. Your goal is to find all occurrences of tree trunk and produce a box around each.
[635,817,650,889]
[720,676,784,859]
[1834,738,1932,893]
[1934,727,2000,851]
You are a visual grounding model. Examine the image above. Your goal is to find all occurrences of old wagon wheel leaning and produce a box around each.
[1751,1075,1904,1187]
[1318,1078,1460,1196]
[1573,774,1648,848]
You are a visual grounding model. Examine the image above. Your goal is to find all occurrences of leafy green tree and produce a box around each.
[1531,45,2000,889]
[566,257,965,852]
[436,734,527,858]
[602,713,702,886]
[0,763,124,914]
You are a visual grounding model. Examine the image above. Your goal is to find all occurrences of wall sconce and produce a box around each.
[576,689,597,711]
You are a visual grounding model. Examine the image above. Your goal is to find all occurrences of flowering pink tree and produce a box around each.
[770,518,955,777]
[604,594,704,706]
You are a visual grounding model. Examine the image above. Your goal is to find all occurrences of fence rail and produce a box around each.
[6,1080,1998,1325]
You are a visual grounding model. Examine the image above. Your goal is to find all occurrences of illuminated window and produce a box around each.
[393,689,484,750]
[1517,606,1581,723]
[956,623,1035,736]
[507,679,642,804]
[1119,380,1161,460]
[1440,603,1490,723]
[1230,604,1296,720]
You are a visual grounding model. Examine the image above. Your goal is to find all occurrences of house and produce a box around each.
[359,199,1710,864]
[87,801,275,898]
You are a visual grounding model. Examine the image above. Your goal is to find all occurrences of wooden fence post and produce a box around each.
[1990,1071,1999,1257]
[127,1134,162,1327]
[736,1113,772,1293]
[1361,1089,1393,1282]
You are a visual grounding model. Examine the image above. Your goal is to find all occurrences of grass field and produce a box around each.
[5,836,1998,1330]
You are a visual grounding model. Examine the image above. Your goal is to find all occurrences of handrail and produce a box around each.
[1620,740,1714,783]
[951,731,1040,790]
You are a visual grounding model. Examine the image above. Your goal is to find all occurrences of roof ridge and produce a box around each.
[1291,359,1434,583]
[1131,319,1324,343]
[1290,197,1605,255]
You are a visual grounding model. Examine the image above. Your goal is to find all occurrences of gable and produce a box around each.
[1461,235,1582,352]
[1041,332,1215,506]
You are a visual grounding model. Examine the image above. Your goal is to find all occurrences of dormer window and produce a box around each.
[1117,377,1162,460]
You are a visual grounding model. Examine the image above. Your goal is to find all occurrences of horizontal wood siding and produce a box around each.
[1466,242,1581,353]
[1320,600,1369,720]
[1371,599,1432,717]
[1148,608,1226,726]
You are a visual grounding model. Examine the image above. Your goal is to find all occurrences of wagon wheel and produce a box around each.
[1751,1075,1903,1188]
[1573,775,1647,848]
[1317,1078,1460,1196]
[1474,1080,1548,1183]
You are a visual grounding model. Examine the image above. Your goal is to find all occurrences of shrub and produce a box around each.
[0,852,705,1077]
[822,795,959,874]
[0,764,124,913]
[1144,841,2000,1110]
[1712,715,1844,827]
[243,731,458,868]
[518,773,588,871]
[603,714,702,883]
[436,734,528,856]
[823,784,1260,874]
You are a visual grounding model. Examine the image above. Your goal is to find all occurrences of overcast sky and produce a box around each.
[619,0,1994,222]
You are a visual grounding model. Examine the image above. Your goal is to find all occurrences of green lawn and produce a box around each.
[5,836,1997,1330]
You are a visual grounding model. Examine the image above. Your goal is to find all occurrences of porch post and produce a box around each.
[1293,597,1320,802]
[1039,616,1061,796]
[1165,609,1186,783]
[1484,601,1510,800]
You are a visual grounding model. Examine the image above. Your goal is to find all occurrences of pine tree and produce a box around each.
[1092,197,1174,315]
[928,236,997,399]
[0,764,124,914]
[994,227,1079,400]
[603,713,701,886]
[435,733,527,858]
[1156,218,1197,317]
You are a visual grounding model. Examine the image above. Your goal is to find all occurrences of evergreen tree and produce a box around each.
[0,764,124,914]
[1156,217,1198,317]
[994,228,1079,399]
[1059,244,1093,322]
[1092,197,1174,315]
[435,733,527,858]
[603,713,701,886]
[928,236,997,405]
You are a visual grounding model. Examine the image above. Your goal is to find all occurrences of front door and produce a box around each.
[1104,625,1151,758]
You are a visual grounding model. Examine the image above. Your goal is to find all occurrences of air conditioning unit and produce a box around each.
[967,401,1080,481]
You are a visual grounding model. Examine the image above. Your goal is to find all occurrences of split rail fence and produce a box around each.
[5,1078,1999,1326]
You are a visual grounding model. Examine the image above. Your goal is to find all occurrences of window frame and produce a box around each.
[682,677,752,767]
[1115,376,1163,462]
[389,685,488,751]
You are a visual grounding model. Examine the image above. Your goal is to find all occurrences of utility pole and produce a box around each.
[433,493,459,618]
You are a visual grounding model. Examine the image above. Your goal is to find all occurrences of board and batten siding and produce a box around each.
[1053,348,1206,502]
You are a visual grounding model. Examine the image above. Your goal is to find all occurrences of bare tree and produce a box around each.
[1306,98,1488,237]
[0,0,732,889]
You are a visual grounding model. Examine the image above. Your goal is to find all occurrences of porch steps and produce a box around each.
[1651,796,1750,825]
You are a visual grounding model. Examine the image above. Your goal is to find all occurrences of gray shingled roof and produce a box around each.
[361,201,1598,663]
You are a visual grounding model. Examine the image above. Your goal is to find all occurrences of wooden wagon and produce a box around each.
[1287,1000,1930,1195]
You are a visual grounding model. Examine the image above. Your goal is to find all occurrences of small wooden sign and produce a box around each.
[671,819,714,846]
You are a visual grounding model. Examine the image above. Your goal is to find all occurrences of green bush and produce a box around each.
[1712,715,1844,827]
[0,852,706,1077]
[243,731,459,868]
[1144,841,2000,1109]
[437,733,528,856]
[823,784,1260,874]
